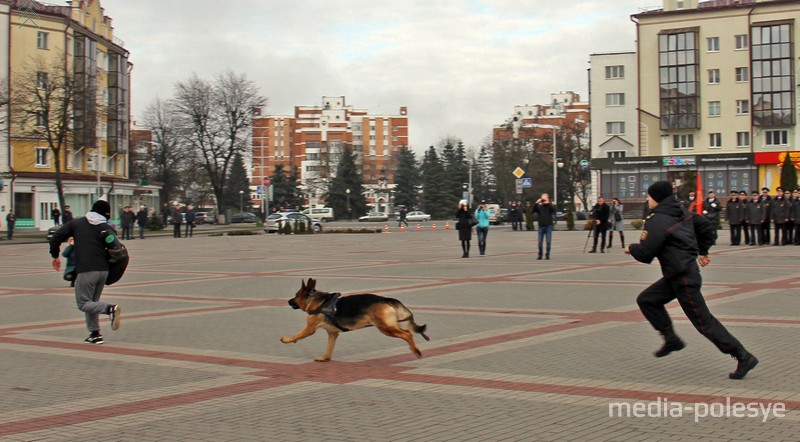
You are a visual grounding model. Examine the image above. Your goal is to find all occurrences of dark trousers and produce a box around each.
[773,223,784,245]
[729,224,742,245]
[636,270,742,356]
[173,224,182,238]
[783,221,793,244]
[592,224,607,251]
[795,223,800,245]
[742,222,750,245]
[184,223,194,237]
[398,218,408,227]
[761,222,771,244]
[748,224,762,245]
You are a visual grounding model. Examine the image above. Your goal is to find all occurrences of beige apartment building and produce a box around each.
[591,0,800,201]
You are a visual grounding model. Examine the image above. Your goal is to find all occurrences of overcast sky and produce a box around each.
[101,0,655,153]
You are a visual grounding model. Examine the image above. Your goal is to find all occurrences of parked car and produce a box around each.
[499,208,509,223]
[575,211,589,220]
[166,213,187,224]
[359,212,389,222]
[265,212,323,232]
[230,212,257,223]
[302,207,335,222]
[484,204,503,225]
[195,211,216,224]
[405,211,430,222]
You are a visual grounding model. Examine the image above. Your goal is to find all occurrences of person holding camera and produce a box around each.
[589,197,610,253]
[455,200,474,258]
[608,197,625,249]
[474,202,491,257]
[533,193,556,260]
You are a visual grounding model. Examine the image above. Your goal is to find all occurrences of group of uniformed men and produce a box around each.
[681,187,800,246]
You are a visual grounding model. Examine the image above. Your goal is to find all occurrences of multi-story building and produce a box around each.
[591,0,800,202]
[251,96,408,209]
[3,0,156,231]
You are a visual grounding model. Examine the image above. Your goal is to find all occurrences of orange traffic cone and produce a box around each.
[432,223,437,231]
[384,224,390,232]
[400,225,406,232]
[416,223,422,231]
[445,222,451,230]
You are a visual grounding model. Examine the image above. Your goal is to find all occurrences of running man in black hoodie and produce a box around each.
[626,181,758,380]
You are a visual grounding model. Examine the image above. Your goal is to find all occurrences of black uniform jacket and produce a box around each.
[629,195,714,279]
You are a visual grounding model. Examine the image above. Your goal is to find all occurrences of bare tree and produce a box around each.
[141,97,187,208]
[172,71,265,213]
[11,54,74,209]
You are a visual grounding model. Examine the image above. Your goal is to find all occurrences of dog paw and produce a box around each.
[280,337,293,344]
[314,357,331,362]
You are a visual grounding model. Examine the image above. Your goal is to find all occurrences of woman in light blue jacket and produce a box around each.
[474,202,492,257]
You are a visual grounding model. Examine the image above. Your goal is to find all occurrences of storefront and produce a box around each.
[592,153,756,202]
[754,151,800,191]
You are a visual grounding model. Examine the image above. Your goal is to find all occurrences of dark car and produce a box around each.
[499,208,509,223]
[230,212,257,223]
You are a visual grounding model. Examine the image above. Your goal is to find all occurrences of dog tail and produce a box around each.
[391,299,431,341]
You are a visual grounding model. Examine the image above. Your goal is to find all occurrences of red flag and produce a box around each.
[695,172,703,214]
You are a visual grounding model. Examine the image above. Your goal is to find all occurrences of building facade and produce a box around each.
[590,0,800,203]
[251,96,408,209]
[2,0,156,231]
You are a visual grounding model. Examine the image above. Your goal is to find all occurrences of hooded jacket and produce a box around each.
[50,212,114,274]
[629,195,714,278]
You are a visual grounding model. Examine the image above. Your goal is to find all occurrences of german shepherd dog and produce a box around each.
[280,278,430,362]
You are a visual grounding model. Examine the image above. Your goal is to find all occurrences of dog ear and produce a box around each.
[308,278,316,291]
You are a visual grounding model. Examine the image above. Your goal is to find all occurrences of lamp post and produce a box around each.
[239,190,244,213]
[95,148,102,200]
[552,127,557,207]
[346,188,351,219]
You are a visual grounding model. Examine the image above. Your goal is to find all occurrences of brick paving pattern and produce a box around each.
[1,226,798,440]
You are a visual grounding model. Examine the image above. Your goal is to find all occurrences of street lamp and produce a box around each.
[345,188,351,219]
[239,190,244,213]
[552,127,557,207]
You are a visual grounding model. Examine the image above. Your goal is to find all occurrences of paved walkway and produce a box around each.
[1,226,798,441]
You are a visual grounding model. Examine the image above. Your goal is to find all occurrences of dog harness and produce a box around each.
[307,292,349,332]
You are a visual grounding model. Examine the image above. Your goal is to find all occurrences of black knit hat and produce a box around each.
[647,181,673,203]
[91,199,111,219]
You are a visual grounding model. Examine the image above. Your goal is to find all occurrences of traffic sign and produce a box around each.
[512,167,525,179]
[263,177,271,187]
[515,179,523,194]
[580,159,589,169]
[521,177,532,188]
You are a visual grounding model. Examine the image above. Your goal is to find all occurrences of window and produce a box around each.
[735,67,749,82]
[708,101,721,117]
[659,31,699,129]
[673,134,694,149]
[709,133,722,148]
[607,151,626,158]
[736,99,749,115]
[736,131,750,148]
[36,111,46,126]
[707,36,720,52]
[752,23,794,126]
[37,32,49,49]
[605,65,625,79]
[605,93,625,106]
[606,121,625,135]
[735,34,748,50]
[708,69,720,84]
[35,148,49,167]
[36,72,48,89]
[764,130,788,146]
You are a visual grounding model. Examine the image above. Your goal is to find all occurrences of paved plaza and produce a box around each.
[1,225,799,441]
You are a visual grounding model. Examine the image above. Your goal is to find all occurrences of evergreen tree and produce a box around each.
[780,153,798,191]
[472,144,495,203]
[270,164,303,210]
[393,148,421,209]
[420,146,450,218]
[222,153,251,212]
[327,145,367,218]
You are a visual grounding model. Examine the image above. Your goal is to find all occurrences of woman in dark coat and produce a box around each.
[455,200,474,258]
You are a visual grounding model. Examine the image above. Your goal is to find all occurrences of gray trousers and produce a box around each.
[75,271,110,333]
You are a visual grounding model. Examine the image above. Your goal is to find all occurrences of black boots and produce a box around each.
[654,327,686,358]
[729,348,759,380]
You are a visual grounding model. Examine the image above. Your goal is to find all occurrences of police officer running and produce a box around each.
[626,181,758,380]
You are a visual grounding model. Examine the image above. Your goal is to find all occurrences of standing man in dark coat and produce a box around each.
[170,204,183,238]
[533,193,556,260]
[791,189,800,245]
[136,206,148,239]
[737,191,750,246]
[49,199,122,344]
[588,197,610,253]
[626,181,758,380]
[51,205,61,226]
[61,205,74,223]
[746,191,765,246]
[758,187,772,244]
[725,191,743,246]
[771,187,788,245]
[184,205,196,238]
[702,190,722,244]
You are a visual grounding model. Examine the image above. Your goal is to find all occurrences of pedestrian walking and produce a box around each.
[533,193,556,260]
[588,197,610,253]
[5,210,15,240]
[455,200,474,258]
[474,202,491,257]
[608,197,625,249]
[398,207,409,228]
[49,199,122,345]
[626,181,758,380]
[184,205,196,237]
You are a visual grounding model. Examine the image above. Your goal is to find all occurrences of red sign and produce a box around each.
[754,151,800,166]
[262,177,271,187]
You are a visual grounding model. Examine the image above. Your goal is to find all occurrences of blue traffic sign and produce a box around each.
[521,178,532,188]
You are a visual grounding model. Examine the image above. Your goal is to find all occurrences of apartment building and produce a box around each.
[251,96,409,208]
[3,0,152,230]
[591,0,800,202]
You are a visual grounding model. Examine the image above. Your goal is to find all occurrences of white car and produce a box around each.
[405,211,430,222]
[359,212,389,222]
